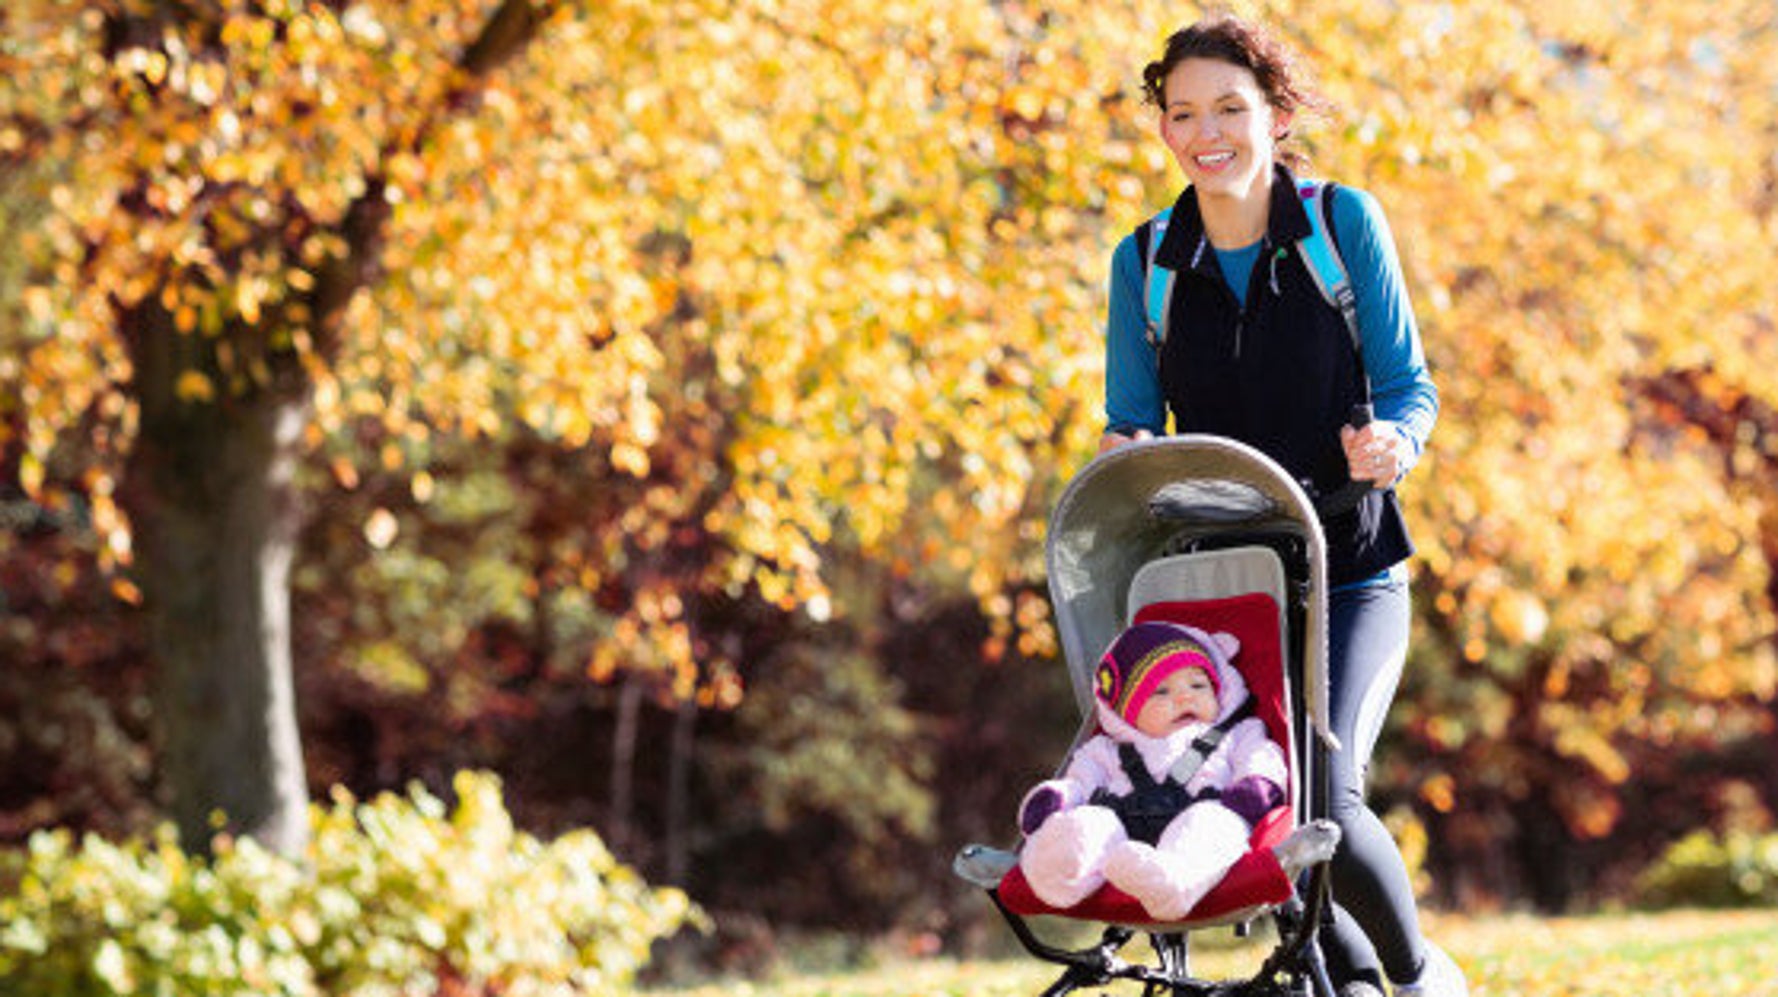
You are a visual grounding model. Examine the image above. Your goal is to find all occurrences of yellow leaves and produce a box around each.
[1002,84,1050,122]
[1546,704,1632,785]
[9,0,1777,730]
[1489,590,1549,646]
[18,453,47,500]
[329,456,360,490]
[110,577,144,606]
[1419,773,1457,814]
[19,285,54,324]
[220,13,279,54]
[982,587,1059,662]
[234,280,263,326]
[174,370,215,404]
[586,577,737,705]
[609,442,651,478]
[117,46,172,87]
[363,508,399,550]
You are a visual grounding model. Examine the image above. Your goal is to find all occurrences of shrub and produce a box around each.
[1634,829,1778,909]
[0,770,700,995]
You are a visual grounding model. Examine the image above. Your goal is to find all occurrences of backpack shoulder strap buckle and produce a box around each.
[1166,698,1258,786]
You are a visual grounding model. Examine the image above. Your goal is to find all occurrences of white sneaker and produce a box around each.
[1393,943,1467,997]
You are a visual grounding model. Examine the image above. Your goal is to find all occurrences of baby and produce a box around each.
[1018,620,1339,920]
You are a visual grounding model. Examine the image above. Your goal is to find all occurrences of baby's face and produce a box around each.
[1133,668,1220,737]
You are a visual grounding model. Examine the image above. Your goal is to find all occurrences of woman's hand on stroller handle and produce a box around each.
[1098,427,1155,453]
[1340,411,1406,488]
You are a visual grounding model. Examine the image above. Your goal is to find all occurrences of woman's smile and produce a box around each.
[1195,150,1236,170]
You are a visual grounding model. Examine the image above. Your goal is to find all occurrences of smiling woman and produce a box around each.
[1095,13,1453,997]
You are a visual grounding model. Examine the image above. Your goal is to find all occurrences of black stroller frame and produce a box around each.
[956,436,1348,997]
[984,865,1338,997]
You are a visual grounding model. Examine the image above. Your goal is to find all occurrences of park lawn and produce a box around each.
[639,908,1778,996]
[1444,908,1778,996]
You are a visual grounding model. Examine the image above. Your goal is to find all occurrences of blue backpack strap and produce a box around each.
[1294,179,1362,365]
[1141,207,1175,366]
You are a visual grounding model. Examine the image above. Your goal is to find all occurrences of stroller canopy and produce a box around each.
[1044,435,1334,746]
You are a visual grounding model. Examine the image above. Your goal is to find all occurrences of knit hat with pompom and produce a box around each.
[1093,621,1229,727]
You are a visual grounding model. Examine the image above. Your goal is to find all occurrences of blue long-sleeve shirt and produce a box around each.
[1104,184,1438,476]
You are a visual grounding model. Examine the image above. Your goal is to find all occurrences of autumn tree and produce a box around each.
[2,0,1164,855]
[5,1,575,855]
[1291,0,1778,900]
[5,0,1777,912]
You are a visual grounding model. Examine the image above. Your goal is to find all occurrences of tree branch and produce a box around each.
[460,0,560,80]
[311,1,559,359]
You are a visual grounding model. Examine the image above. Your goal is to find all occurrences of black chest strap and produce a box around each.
[1113,698,1259,792]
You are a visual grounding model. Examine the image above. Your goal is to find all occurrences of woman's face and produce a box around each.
[1158,57,1287,201]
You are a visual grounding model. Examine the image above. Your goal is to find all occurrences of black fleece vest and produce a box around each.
[1146,167,1413,586]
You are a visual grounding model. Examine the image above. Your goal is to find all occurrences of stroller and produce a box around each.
[955,435,1348,996]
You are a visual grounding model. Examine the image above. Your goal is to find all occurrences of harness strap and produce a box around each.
[1110,699,1260,792]
[1116,740,1161,795]
[1168,697,1257,786]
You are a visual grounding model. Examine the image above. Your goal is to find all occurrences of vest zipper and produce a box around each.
[1234,238,1278,362]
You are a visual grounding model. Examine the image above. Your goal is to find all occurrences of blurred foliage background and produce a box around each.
[2,0,1777,973]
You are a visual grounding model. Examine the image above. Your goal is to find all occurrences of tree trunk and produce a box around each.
[96,0,550,860]
[609,671,644,851]
[665,694,697,884]
[1514,784,1576,911]
[123,311,311,857]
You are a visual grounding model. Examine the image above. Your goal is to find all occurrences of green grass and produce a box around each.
[1444,909,1778,996]
[639,909,1778,996]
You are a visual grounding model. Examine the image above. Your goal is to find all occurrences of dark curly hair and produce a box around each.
[1141,14,1326,167]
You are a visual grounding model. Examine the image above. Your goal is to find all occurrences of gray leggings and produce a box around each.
[1318,576,1429,989]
